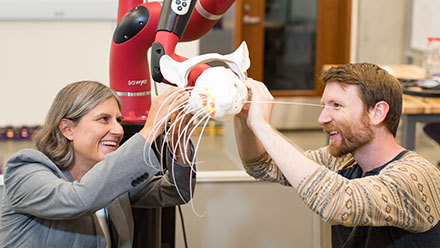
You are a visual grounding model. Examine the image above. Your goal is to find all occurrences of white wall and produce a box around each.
[0,0,117,20]
[354,0,409,64]
[0,21,116,126]
[0,20,198,126]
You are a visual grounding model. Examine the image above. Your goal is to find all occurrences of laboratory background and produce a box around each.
[1,0,439,247]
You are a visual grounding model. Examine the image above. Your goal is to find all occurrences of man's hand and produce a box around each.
[233,78,273,162]
[241,79,274,131]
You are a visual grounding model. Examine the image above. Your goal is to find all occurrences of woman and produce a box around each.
[0,81,195,247]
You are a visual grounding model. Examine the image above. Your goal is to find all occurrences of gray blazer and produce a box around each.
[0,134,195,247]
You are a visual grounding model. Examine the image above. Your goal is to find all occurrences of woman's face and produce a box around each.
[69,97,124,169]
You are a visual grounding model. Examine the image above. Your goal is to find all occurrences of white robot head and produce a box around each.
[159,41,250,121]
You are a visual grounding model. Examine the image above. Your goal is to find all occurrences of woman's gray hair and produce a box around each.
[33,80,122,170]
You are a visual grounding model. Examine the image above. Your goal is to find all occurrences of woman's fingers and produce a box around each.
[141,86,189,143]
[152,87,188,112]
[169,109,194,165]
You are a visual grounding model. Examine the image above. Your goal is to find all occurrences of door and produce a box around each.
[234,0,265,81]
[235,0,351,96]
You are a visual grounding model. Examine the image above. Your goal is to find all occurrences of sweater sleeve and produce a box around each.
[242,146,351,186]
[242,152,291,186]
[243,147,440,232]
[297,152,440,232]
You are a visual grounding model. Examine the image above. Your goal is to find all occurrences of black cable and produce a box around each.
[178,205,189,248]
[153,80,159,96]
[154,80,188,248]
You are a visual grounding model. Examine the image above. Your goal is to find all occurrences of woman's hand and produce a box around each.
[140,86,188,144]
[168,109,194,166]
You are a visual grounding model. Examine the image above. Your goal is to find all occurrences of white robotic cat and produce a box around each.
[159,41,250,122]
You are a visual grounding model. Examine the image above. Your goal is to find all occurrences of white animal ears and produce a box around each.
[159,41,250,88]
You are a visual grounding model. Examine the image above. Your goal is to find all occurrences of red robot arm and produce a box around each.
[109,0,235,123]
[182,0,235,41]
[110,1,161,123]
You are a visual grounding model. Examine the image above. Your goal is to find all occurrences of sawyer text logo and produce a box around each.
[128,80,147,86]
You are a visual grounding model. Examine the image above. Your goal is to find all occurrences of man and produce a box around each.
[234,63,440,247]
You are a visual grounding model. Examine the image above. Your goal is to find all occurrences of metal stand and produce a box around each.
[401,114,440,151]
[121,123,176,248]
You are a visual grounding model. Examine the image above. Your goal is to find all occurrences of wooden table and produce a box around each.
[382,64,440,150]
[401,94,440,150]
[322,64,426,80]
[323,64,440,150]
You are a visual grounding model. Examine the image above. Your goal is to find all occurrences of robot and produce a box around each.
[110,0,236,123]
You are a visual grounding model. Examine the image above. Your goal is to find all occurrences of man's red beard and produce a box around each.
[323,113,374,157]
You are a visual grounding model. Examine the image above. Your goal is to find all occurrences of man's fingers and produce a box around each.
[241,79,274,102]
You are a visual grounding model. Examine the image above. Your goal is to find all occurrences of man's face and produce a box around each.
[318,82,374,157]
